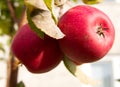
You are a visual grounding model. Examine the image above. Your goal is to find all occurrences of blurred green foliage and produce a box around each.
[0,0,24,57]
[0,0,24,36]
[17,81,25,87]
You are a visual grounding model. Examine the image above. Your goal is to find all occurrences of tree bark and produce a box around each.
[6,54,18,87]
[6,1,26,87]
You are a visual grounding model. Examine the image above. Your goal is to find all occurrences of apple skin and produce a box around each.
[11,24,63,73]
[58,5,115,63]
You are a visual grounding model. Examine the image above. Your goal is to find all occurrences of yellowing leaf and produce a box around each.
[44,0,53,11]
[82,0,103,5]
[63,56,100,86]
[25,0,65,39]
[0,43,5,53]
[54,0,67,6]
[44,0,57,22]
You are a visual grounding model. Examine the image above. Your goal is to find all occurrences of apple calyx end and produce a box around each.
[96,24,107,38]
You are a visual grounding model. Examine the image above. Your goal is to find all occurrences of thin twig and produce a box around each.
[58,5,64,19]
[6,0,19,24]
[6,1,27,87]
[6,54,18,87]
[18,6,27,28]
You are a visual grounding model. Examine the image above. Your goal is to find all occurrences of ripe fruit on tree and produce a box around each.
[58,5,115,64]
[11,24,63,73]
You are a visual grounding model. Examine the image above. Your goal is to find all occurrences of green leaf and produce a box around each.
[72,0,78,2]
[0,19,12,36]
[0,0,25,36]
[25,0,65,39]
[82,0,103,5]
[0,43,6,62]
[26,9,45,39]
[17,81,25,87]
[54,0,67,6]
[0,43,5,53]
[63,56,99,85]
[0,47,5,53]
[44,0,57,23]
[63,56,76,76]
[117,79,120,82]
[44,0,53,10]
[0,58,6,61]
[0,1,7,9]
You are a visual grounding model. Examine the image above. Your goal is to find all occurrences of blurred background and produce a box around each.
[0,0,120,87]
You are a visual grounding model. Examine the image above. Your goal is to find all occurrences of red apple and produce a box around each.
[58,5,115,63]
[11,24,63,73]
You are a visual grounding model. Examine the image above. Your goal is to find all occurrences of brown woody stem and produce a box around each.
[6,53,18,87]
[6,0,19,24]
[6,1,27,87]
